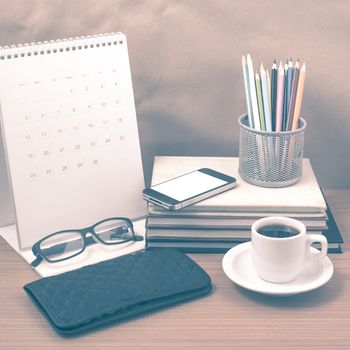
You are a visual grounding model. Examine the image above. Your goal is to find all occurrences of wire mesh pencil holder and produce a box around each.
[238,114,307,188]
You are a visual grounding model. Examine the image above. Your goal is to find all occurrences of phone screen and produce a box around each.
[151,171,227,201]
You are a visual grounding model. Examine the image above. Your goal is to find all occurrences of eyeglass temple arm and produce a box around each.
[31,255,43,267]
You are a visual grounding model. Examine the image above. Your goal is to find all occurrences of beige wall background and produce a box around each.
[0,0,349,187]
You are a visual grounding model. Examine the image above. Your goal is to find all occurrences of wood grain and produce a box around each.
[0,189,349,350]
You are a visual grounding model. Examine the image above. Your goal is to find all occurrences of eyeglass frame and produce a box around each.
[31,217,143,267]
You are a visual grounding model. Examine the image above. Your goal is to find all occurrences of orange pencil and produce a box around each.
[292,63,306,130]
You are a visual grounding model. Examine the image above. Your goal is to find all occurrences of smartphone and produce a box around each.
[143,168,236,210]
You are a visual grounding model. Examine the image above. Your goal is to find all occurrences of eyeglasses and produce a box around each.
[31,217,143,267]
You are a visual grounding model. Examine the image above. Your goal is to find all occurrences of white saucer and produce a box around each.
[222,242,334,296]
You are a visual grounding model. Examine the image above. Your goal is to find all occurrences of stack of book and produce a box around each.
[146,157,343,253]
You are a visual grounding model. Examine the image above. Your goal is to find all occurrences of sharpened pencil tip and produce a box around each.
[247,53,252,63]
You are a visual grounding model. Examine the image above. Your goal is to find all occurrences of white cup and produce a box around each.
[251,217,328,283]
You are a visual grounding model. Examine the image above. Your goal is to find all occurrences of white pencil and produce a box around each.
[242,55,254,128]
[275,62,285,132]
[260,63,272,131]
[246,53,260,130]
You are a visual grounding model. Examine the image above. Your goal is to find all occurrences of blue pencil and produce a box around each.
[286,59,294,124]
[286,60,300,130]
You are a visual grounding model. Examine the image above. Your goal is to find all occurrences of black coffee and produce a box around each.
[258,224,300,238]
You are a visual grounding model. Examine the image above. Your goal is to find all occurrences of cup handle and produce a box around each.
[306,234,328,260]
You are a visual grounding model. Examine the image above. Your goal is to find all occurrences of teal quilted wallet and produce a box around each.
[24,248,212,336]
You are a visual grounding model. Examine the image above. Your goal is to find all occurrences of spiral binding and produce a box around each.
[0,32,124,60]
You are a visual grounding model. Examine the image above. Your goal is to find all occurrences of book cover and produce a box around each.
[146,240,342,253]
[146,227,323,239]
[146,156,343,253]
[147,216,327,230]
[148,207,327,218]
[150,157,327,213]
[146,203,342,252]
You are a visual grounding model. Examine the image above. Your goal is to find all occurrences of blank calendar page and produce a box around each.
[0,33,145,248]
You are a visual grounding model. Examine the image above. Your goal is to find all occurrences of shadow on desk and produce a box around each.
[231,269,344,308]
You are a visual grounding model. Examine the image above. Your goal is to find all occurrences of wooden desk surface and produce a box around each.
[0,189,349,350]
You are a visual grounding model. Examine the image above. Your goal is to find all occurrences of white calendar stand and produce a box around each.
[0,33,146,275]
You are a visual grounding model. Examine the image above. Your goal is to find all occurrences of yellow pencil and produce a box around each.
[292,63,306,130]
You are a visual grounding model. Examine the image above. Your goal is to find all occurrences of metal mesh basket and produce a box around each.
[238,114,306,187]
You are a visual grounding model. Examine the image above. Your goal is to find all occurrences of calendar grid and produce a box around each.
[0,32,146,249]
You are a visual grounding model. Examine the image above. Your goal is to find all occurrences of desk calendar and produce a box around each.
[0,33,146,249]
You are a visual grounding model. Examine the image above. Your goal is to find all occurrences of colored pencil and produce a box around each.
[246,54,261,130]
[282,61,288,130]
[275,62,285,132]
[271,60,277,131]
[241,55,306,134]
[286,59,294,109]
[286,60,300,130]
[284,59,294,130]
[255,73,265,130]
[242,55,254,128]
[267,69,271,112]
[260,63,272,131]
[292,62,306,130]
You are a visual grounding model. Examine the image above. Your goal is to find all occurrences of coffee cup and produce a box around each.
[251,217,328,283]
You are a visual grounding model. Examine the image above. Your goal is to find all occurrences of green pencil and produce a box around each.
[255,73,265,131]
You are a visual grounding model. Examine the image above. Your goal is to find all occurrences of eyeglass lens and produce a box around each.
[94,219,133,243]
[38,219,133,262]
[39,231,84,262]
